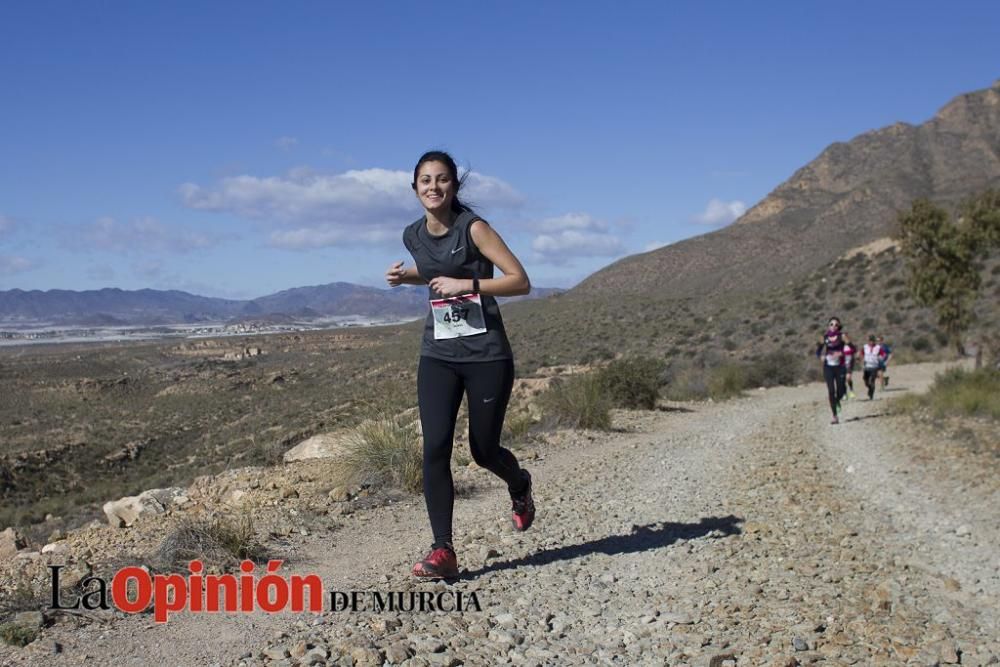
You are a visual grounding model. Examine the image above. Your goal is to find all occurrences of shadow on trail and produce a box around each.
[845,412,891,423]
[656,405,696,413]
[460,514,743,579]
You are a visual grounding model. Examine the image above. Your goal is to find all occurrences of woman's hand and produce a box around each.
[428,276,470,298]
[386,261,407,287]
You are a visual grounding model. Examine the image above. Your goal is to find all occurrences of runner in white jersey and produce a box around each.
[861,334,883,400]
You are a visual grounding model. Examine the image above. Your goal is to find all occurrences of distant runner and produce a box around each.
[862,335,883,400]
[843,333,857,400]
[877,335,892,389]
[386,150,535,579]
[816,316,847,424]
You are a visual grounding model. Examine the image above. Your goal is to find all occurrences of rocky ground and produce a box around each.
[1,361,998,666]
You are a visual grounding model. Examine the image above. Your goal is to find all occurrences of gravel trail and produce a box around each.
[4,361,998,666]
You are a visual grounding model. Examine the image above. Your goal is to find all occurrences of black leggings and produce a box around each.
[417,356,525,548]
[823,365,846,416]
[863,367,878,399]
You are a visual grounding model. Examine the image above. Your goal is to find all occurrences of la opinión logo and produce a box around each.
[49,561,481,623]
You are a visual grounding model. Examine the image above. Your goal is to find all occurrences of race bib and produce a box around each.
[430,294,487,340]
[825,351,842,366]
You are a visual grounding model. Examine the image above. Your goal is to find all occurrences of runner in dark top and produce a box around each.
[386,151,535,579]
[816,316,847,424]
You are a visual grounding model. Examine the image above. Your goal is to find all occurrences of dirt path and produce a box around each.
[4,362,998,666]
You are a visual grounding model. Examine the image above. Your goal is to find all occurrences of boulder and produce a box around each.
[283,432,351,462]
[0,527,26,557]
[102,487,188,527]
[41,542,70,555]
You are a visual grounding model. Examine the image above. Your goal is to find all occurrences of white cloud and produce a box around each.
[269,226,399,250]
[460,172,525,210]
[536,212,610,233]
[530,213,625,264]
[181,169,415,225]
[694,199,746,227]
[178,167,525,249]
[73,216,213,254]
[274,136,299,151]
[0,255,34,275]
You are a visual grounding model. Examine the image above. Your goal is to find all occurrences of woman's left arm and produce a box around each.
[469,221,531,297]
[428,220,531,297]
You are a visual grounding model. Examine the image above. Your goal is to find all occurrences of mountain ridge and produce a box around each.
[0,283,564,326]
[573,80,1000,300]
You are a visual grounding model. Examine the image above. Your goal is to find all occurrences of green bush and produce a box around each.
[898,367,1000,420]
[597,357,666,410]
[578,346,615,364]
[538,373,612,430]
[912,336,932,352]
[744,350,803,388]
[342,412,423,493]
[0,622,38,647]
[708,364,748,399]
[662,362,708,401]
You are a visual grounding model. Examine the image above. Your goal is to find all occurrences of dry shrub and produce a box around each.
[897,367,1000,420]
[153,514,265,571]
[342,411,423,493]
[0,622,37,647]
[538,373,612,430]
[502,411,537,446]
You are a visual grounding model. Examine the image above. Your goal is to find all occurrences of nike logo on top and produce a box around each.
[451,247,464,254]
[483,396,496,403]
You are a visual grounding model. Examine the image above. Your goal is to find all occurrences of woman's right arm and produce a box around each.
[386,261,427,286]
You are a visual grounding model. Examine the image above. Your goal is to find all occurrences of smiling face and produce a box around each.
[414,160,456,214]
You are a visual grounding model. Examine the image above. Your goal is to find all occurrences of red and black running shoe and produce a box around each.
[511,471,535,531]
[412,545,458,579]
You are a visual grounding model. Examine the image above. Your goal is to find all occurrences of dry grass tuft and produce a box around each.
[341,411,423,493]
[152,514,265,571]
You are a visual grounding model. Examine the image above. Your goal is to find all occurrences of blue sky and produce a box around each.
[1,2,998,298]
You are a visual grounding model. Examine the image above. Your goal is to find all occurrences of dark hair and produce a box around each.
[411,150,471,214]
[827,316,841,329]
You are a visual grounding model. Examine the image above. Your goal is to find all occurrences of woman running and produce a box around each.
[385,150,535,579]
[816,316,847,424]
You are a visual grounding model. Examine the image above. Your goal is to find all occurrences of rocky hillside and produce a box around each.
[574,80,1000,299]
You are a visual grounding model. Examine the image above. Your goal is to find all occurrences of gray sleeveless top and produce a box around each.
[402,210,514,362]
